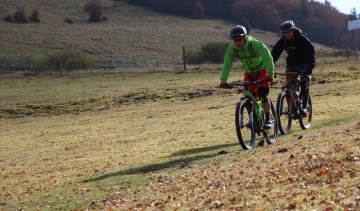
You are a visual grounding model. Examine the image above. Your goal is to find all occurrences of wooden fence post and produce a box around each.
[183,46,186,70]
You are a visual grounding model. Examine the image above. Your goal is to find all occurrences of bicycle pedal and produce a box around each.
[292,114,299,119]
[258,139,265,147]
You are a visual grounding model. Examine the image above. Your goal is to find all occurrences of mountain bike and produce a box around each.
[230,78,278,150]
[276,72,312,135]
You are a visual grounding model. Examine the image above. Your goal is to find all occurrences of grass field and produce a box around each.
[0,58,359,209]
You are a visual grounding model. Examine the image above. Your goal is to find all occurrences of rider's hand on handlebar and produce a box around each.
[219,82,229,89]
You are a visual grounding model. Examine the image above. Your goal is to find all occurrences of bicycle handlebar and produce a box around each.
[274,72,299,77]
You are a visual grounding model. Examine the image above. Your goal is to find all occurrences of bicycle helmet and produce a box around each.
[230,25,247,38]
[280,20,295,32]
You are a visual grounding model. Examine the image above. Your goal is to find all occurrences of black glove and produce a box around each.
[304,63,314,75]
[305,69,313,75]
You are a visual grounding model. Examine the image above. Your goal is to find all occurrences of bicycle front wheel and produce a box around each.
[299,94,312,129]
[276,91,292,134]
[235,100,255,150]
[264,100,278,145]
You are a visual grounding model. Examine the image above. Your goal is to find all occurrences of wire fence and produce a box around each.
[0,47,357,72]
[0,57,185,72]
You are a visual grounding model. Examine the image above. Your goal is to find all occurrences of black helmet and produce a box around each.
[230,25,247,38]
[280,20,295,32]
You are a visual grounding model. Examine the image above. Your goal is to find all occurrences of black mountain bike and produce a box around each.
[276,72,312,134]
[230,78,278,150]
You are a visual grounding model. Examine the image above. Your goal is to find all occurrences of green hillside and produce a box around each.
[0,0,338,66]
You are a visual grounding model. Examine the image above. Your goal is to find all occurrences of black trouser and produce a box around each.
[258,87,269,104]
[286,64,311,108]
[258,87,270,120]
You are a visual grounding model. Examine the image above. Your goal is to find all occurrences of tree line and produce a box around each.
[125,0,360,50]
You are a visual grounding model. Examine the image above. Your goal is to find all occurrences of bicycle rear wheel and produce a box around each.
[276,91,292,134]
[264,100,278,145]
[300,94,312,129]
[235,100,255,150]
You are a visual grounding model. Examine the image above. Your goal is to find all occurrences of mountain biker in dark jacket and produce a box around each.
[220,25,275,129]
[271,20,315,116]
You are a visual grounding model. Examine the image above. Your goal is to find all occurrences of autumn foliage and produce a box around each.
[127,0,359,49]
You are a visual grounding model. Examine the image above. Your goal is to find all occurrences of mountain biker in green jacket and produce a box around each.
[219,25,275,129]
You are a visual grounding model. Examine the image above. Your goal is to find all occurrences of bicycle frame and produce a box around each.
[280,72,301,116]
[232,78,272,132]
[243,90,264,133]
[276,71,312,134]
[231,77,278,150]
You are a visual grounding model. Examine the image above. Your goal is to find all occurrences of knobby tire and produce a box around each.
[276,91,292,135]
[235,100,255,150]
[299,94,312,129]
[264,100,278,145]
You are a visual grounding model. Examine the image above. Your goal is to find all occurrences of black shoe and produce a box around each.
[258,139,265,147]
[300,108,308,117]
[292,113,299,119]
[264,118,273,129]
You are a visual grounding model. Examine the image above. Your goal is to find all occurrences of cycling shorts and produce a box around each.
[243,69,270,99]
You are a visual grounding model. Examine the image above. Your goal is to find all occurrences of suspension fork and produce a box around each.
[254,100,264,126]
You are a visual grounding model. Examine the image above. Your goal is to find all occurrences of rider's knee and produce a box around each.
[258,88,269,103]
[300,81,310,92]
[260,96,269,103]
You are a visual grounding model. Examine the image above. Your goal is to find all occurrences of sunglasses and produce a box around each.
[233,37,245,43]
[282,31,292,35]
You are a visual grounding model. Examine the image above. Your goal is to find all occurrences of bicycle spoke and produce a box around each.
[277,91,292,134]
[236,101,255,150]
[264,100,278,145]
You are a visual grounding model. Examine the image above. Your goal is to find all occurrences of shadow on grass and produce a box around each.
[166,143,239,157]
[82,143,240,183]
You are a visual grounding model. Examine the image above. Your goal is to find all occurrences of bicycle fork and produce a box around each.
[288,90,301,120]
[253,100,264,134]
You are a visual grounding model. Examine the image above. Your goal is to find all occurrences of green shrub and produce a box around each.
[4,14,14,22]
[0,57,34,71]
[29,9,40,22]
[185,51,204,64]
[186,42,228,64]
[14,6,28,23]
[84,0,103,22]
[35,51,97,71]
[200,42,228,63]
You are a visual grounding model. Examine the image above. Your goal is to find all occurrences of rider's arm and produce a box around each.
[255,41,275,77]
[220,44,235,82]
[271,37,285,64]
[302,36,316,74]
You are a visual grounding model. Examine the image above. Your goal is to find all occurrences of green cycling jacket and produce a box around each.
[220,35,275,82]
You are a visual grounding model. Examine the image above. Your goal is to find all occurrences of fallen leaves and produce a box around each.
[287,202,298,209]
[86,120,360,210]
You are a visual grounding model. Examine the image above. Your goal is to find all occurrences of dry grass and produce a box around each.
[0,1,359,209]
[0,59,359,209]
[0,0,231,63]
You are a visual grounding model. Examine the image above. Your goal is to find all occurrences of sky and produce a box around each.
[316,0,360,14]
